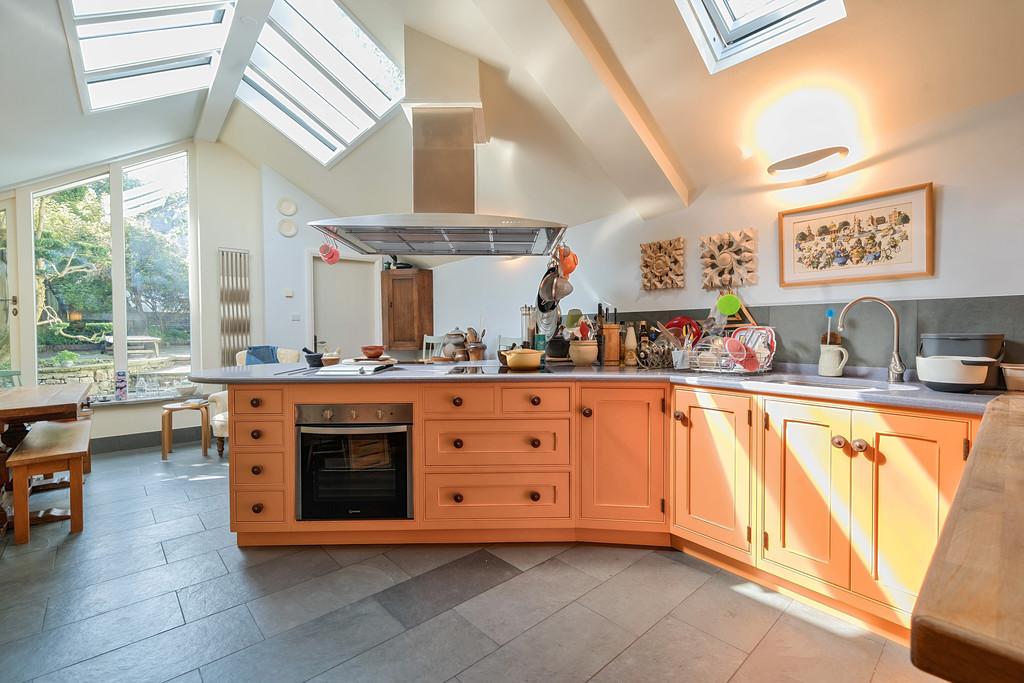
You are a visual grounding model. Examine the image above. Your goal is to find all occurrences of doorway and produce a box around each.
[311,257,377,358]
[0,198,18,384]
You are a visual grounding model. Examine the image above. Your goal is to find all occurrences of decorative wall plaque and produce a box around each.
[700,228,758,290]
[640,237,685,290]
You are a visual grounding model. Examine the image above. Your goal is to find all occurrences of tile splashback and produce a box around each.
[613,295,1023,369]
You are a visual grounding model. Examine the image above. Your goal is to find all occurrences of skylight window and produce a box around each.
[60,0,233,111]
[675,0,845,73]
[235,0,404,166]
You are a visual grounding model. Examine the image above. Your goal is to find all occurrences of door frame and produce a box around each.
[0,195,20,376]
[303,249,383,352]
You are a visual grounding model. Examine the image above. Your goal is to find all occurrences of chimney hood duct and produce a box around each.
[310,107,567,257]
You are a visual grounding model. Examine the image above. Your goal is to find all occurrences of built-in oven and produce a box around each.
[296,403,413,520]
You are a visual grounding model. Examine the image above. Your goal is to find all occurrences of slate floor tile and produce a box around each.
[384,543,481,576]
[670,570,791,651]
[592,615,746,682]
[376,550,521,628]
[557,543,651,580]
[178,547,339,622]
[0,598,47,646]
[312,610,497,683]
[872,640,942,682]
[731,601,885,683]
[54,515,204,567]
[246,554,409,637]
[455,558,599,644]
[218,544,303,573]
[36,604,263,683]
[323,544,394,567]
[458,602,634,683]
[151,494,230,523]
[44,551,226,629]
[201,598,404,683]
[161,524,236,562]
[0,593,183,681]
[484,542,575,571]
[578,553,713,635]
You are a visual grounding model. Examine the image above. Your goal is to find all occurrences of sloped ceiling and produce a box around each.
[0,1,204,190]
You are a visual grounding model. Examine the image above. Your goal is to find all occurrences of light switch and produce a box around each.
[291,313,301,322]
[283,288,294,298]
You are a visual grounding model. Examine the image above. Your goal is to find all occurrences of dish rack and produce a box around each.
[686,326,776,374]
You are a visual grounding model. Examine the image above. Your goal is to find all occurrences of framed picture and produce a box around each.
[778,183,933,287]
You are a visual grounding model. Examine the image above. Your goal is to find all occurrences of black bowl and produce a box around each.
[305,353,324,367]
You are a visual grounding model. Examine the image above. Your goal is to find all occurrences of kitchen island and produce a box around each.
[191,361,993,640]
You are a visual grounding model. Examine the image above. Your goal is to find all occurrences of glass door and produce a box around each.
[0,198,18,386]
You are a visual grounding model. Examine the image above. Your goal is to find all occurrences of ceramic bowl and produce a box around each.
[569,340,599,367]
[361,345,385,359]
[322,355,340,366]
[502,348,543,371]
[175,384,198,397]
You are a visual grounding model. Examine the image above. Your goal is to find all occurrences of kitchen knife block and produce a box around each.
[601,324,621,366]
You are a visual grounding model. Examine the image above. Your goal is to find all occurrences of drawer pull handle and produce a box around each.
[582,407,593,418]
[530,438,541,449]
[251,503,264,514]
[452,396,464,407]
[851,438,870,453]
[529,491,541,502]
[453,438,464,449]
[453,493,464,503]
[250,465,263,475]
[530,395,542,406]
[831,436,848,449]
[250,397,262,408]
[250,429,262,440]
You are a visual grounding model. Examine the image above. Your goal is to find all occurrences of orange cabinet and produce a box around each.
[849,410,968,612]
[424,472,570,520]
[233,388,283,415]
[423,385,495,417]
[672,388,753,563]
[579,386,665,523]
[235,490,285,523]
[762,400,852,589]
[425,419,570,467]
[499,386,571,415]
[233,452,284,486]
[233,420,284,448]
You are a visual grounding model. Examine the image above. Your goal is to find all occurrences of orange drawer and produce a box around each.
[234,452,284,485]
[234,420,284,448]
[425,472,570,520]
[425,420,569,467]
[235,490,285,522]
[500,386,571,414]
[423,385,495,417]
[233,389,283,415]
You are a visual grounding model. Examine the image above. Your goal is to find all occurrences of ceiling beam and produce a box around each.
[194,0,274,142]
[547,0,692,207]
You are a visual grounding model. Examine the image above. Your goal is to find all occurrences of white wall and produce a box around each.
[259,167,384,352]
[433,91,1024,344]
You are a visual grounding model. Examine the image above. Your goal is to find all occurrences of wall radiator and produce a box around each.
[219,248,251,366]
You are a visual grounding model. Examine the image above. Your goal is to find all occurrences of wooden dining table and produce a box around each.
[0,383,91,534]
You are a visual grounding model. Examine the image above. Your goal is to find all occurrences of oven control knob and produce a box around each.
[349,409,359,421]
[322,408,334,421]
[376,409,386,420]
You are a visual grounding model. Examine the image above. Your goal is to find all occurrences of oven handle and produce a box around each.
[300,425,411,436]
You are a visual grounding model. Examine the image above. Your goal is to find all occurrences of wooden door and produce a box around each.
[850,410,968,611]
[672,388,753,563]
[762,400,852,589]
[381,269,432,350]
[579,387,665,522]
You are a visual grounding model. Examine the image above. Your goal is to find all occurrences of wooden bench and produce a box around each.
[6,420,92,544]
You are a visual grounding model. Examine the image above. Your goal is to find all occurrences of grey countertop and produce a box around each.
[189,361,999,415]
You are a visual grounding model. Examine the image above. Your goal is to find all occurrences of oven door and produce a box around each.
[297,425,412,520]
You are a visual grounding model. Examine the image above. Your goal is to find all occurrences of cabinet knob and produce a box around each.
[251,503,264,514]
[452,396,464,407]
[582,407,593,418]
[831,435,848,449]
[453,493,464,503]
[673,411,688,426]
[250,429,262,440]
[530,395,542,406]
[250,465,263,475]
[249,397,262,408]
[530,438,541,449]
[453,438,464,449]
[851,438,870,453]
[529,491,541,502]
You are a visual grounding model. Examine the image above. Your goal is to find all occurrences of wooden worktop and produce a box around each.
[912,393,1024,682]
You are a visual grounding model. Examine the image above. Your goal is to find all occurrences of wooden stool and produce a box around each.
[161,401,210,460]
[6,420,92,545]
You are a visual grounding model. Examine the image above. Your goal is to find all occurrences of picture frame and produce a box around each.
[777,182,934,287]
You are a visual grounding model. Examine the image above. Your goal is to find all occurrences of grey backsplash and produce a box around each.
[611,294,1023,369]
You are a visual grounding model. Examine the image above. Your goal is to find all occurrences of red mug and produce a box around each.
[319,243,340,264]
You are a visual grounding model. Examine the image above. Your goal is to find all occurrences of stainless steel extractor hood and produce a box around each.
[309,108,567,257]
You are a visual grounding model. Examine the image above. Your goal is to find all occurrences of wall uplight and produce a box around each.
[766,145,849,182]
